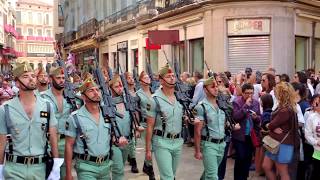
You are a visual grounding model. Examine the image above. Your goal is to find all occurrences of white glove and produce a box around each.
[0,164,4,180]
[47,158,64,180]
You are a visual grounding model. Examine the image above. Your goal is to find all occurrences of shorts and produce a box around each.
[265,144,294,164]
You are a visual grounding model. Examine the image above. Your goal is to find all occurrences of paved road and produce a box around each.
[124,140,265,180]
[72,140,265,180]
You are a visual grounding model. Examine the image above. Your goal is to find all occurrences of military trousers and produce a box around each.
[111,144,130,180]
[75,159,112,180]
[3,162,45,180]
[152,135,184,180]
[128,138,136,159]
[200,140,226,180]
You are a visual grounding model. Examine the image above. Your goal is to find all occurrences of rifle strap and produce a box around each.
[153,96,166,133]
[200,104,210,138]
[44,102,51,156]
[73,114,89,155]
[4,104,13,154]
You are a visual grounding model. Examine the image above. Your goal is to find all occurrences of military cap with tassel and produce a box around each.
[12,62,34,78]
[78,77,99,94]
[203,76,216,86]
[158,63,173,77]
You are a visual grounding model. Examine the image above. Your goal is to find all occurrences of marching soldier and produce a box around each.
[0,62,63,179]
[35,66,49,96]
[136,71,155,180]
[109,74,131,180]
[146,64,184,180]
[41,66,73,179]
[125,72,139,173]
[64,78,113,180]
[193,77,226,180]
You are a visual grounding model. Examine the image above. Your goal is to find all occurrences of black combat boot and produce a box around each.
[143,162,155,180]
[130,158,139,173]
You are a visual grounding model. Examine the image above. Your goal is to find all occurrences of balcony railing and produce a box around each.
[98,0,156,36]
[17,36,55,42]
[156,0,195,13]
[78,18,98,39]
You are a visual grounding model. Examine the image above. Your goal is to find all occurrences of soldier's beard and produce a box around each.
[52,79,64,90]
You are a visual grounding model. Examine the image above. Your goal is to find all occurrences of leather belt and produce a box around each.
[201,136,225,144]
[74,153,110,164]
[5,153,47,165]
[153,130,181,139]
[60,134,66,139]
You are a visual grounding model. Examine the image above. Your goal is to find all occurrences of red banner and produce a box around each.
[146,38,161,50]
[148,30,180,45]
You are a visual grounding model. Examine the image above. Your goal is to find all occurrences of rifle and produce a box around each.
[118,65,141,131]
[162,50,194,122]
[216,93,236,135]
[146,56,160,94]
[56,53,78,112]
[92,49,122,140]
[204,61,214,78]
[132,68,141,91]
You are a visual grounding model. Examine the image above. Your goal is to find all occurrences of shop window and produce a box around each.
[145,49,158,73]
[315,39,320,73]
[190,38,204,74]
[295,36,309,71]
[173,42,187,73]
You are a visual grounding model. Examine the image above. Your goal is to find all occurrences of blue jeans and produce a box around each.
[218,140,230,180]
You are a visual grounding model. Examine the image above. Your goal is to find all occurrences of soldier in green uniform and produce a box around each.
[34,66,49,96]
[125,72,140,173]
[136,71,155,180]
[41,66,73,179]
[194,77,226,180]
[64,78,113,180]
[0,62,63,179]
[109,74,132,180]
[146,64,184,180]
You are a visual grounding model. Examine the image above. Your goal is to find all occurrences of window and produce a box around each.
[190,38,204,74]
[295,37,309,71]
[16,28,22,35]
[37,29,42,36]
[44,14,49,25]
[46,30,51,37]
[28,28,33,36]
[28,12,33,24]
[37,13,42,25]
[16,11,21,24]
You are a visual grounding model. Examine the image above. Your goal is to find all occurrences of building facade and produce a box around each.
[0,0,17,73]
[16,0,55,70]
[61,0,320,76]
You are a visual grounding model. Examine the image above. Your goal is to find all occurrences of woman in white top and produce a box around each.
[305,95,320,180]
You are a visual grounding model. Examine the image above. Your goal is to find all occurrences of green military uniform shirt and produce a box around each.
[64,106,111,156]
[194,98,226,139]
[113,96,132,137]
[147,89,183,134]
[136,89,152,127]
[41,88,72,134]
[0,96,57,156]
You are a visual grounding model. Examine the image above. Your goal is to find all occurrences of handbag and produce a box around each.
[250,128,260,147]
[262,131,290,154]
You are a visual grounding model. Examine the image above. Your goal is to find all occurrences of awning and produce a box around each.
[69,38,98,53]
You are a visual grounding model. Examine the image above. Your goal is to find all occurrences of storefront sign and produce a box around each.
[227,18,270,36]
[84,56,95,61]
[117,41,128,51]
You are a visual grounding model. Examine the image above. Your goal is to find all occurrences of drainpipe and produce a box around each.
[183,25,188,72]
[312,21,316,69]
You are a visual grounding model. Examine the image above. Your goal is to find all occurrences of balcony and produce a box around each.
[21,36,54,42]
[98,0,157,37]
[64,31,76,44]
[78,18,98,39]
[2,47,17,58]
[156,0,195,14]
